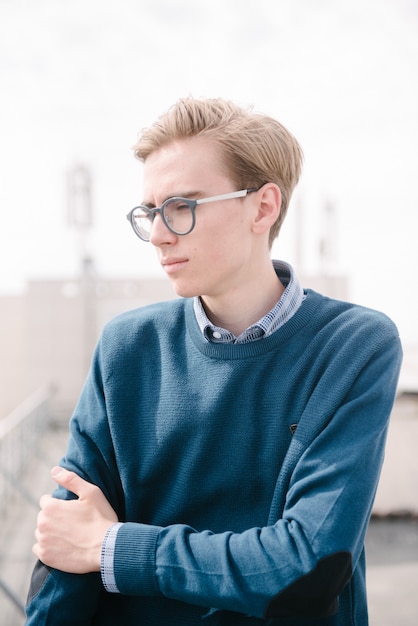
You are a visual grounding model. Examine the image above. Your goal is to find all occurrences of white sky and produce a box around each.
[1,0,417,347]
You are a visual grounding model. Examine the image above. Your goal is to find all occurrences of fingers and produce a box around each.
[32,540,41,560]
[50,466,94,499]
[43,467,118,523]
[39,493,54,509]
[33,468,119,573]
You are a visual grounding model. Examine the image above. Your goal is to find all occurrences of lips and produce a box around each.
[161,258,188,274]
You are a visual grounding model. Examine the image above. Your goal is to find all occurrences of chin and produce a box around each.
[170,279,203,300]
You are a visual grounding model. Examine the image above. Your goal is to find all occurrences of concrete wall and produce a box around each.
[0,296,26,416]
[1,277,176,419]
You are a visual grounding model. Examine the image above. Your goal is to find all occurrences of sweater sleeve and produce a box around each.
[105,328,402,620]
[25,562,104,625]
[26,338,125,625]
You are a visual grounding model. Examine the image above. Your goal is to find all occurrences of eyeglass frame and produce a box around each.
[126,187,260,242]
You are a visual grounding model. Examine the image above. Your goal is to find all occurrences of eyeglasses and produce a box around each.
[126,188,258,242]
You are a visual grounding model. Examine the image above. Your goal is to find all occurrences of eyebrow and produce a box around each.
[141,190,202,209]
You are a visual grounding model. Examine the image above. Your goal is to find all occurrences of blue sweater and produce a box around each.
[26,290,402,625]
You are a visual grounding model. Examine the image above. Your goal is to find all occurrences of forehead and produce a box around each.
[142,136,230,200]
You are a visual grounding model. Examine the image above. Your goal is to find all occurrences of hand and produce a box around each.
[33,466,118,574]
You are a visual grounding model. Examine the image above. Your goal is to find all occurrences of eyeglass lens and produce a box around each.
[132,198,194,239]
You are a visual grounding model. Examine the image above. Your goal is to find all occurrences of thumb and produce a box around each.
[51,466,93,499]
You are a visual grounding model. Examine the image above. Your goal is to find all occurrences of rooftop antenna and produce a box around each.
[294,193,304,273]
[319,198,338,275]
[67,163,94,276]
[66,163,97,373]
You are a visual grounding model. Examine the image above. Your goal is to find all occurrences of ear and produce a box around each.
[251,183,281,236]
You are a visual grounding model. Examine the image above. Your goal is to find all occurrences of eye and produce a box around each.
[133,207,154,222]
[167,199,192,212]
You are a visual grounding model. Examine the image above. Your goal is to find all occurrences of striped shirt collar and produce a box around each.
[193,260,304,344]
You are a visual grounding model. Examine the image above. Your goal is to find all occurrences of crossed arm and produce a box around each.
[33,466,118,574]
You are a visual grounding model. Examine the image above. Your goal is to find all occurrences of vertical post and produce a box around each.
[67,164,97,374]
[319,199,338,276]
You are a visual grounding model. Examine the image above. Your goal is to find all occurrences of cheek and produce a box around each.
[210,217,244,245]
[192,212,249,262]
[203,237,235,264]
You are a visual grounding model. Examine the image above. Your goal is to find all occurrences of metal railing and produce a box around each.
[0,386,53,616]
[0,387,52,510]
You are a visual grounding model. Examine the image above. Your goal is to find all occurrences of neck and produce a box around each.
[200,262,284,336]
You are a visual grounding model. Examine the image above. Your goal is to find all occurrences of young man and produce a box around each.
[27,98,402,625]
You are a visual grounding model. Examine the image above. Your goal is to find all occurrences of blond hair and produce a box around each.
[134,97,303,245]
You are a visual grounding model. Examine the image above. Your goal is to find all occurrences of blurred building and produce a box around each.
[0,277,177,419]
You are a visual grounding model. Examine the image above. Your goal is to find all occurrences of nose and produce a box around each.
[149,213,177,246]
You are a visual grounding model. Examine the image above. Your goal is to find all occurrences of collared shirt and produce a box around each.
[193,260,305,344]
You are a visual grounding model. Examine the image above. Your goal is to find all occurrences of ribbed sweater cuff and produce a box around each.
[113,522,161,596]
